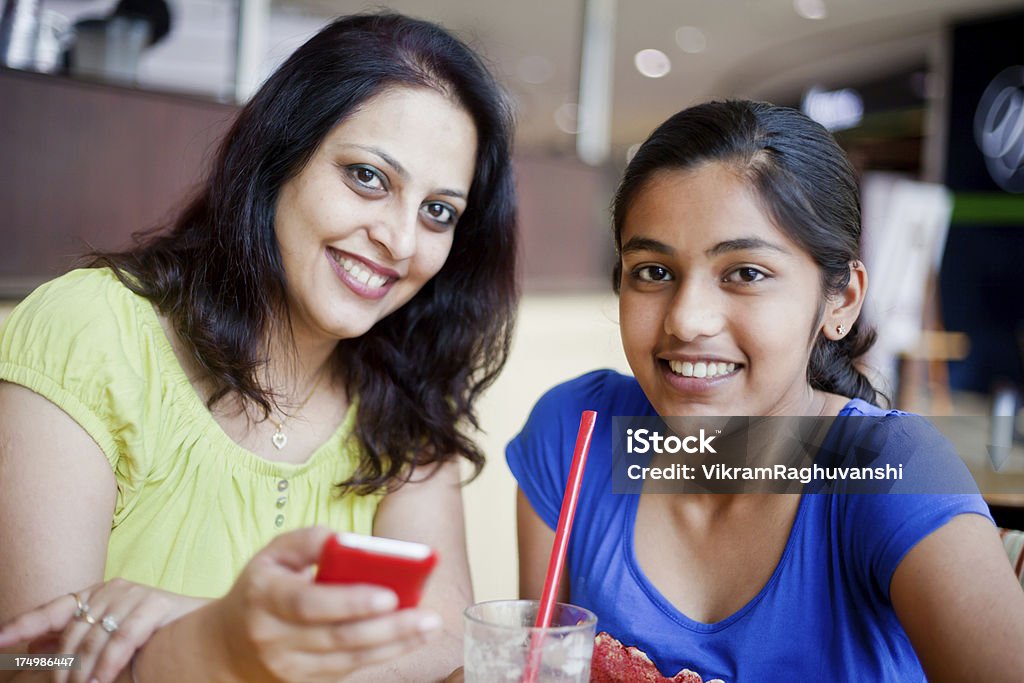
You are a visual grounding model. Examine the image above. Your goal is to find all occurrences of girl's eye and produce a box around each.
[422,201,458,227]
[725,266,766,284]
[633,265,673,282]
[348,165,386,191]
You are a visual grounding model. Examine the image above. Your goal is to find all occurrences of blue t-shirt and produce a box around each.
[506,370,992,682]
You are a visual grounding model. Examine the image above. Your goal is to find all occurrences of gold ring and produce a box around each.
[70,592,90,620]
[71,592,97,625]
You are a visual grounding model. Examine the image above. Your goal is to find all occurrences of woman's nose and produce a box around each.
[366,206,418,261]
[663,279,725,342]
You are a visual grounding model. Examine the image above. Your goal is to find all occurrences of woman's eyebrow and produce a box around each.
[347,144,467,200]
[350,144,409,179]
[706,237,790,257]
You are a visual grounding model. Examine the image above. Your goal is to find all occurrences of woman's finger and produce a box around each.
[0,593,79,647]
[300,609,443,653]
[258,526,335,573]
[88,592,174,683]
[60,585,145,683]
[295,626,443,681]
[267,580,399,625]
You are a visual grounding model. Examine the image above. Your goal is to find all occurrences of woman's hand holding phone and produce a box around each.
[211,526,443,683]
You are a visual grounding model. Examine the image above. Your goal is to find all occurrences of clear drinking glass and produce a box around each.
[464,599,596,682]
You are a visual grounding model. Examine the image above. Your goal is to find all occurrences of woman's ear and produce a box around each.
[824,261,868,340]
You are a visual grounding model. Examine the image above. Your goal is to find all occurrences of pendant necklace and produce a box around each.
[271,366,327,450]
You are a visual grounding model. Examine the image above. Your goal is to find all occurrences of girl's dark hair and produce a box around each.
[611,100,879,404]
[89,12,518,493]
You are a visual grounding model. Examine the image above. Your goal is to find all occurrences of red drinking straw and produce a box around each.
[522,410,597,683]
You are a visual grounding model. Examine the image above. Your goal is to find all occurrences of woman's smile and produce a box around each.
[326,247,399,300]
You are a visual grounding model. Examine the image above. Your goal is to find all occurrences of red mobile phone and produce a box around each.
[314,532,439,609]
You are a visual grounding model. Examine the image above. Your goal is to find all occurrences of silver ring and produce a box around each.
[100,615,119,633]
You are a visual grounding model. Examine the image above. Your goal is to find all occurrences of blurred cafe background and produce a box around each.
[2,0,1023,601]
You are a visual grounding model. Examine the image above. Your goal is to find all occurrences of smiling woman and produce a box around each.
[0,11,516,683]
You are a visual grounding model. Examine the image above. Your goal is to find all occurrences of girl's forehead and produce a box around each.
[624,166,779,238]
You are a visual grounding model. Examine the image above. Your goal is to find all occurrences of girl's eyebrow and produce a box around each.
[621,235,791,257]
[621,236,674,255]
[706,237,791,257]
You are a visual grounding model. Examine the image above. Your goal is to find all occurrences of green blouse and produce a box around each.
[0,268,380,598]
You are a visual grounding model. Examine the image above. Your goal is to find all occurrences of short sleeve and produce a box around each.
[506,382,578,530]
[841,416,993,600]
[506,370,647,530]
[0,269,149,476]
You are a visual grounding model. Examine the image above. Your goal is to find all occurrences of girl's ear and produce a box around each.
[824,261,868,340]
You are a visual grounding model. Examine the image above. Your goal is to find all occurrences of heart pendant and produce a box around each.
[272,430,287,450]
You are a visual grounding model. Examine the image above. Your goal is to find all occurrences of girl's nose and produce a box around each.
[663,279,725,342]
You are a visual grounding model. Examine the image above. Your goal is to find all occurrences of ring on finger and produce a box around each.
[100,615,119,634]
[70,592,89,619]
[71,594,98,625]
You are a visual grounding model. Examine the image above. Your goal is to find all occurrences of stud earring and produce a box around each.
[836,323,846,336]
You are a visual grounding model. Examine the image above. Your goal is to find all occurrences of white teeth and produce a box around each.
[667,360,739,378]
[331,251,390,290]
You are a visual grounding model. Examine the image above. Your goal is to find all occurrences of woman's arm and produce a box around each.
[340,459,475,682]
[891,512,1024,682]
[516,488,568,603]
[0,382,117,683]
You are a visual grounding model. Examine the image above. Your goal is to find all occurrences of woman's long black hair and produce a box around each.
[89,12,518,493]
[611,100,879,404]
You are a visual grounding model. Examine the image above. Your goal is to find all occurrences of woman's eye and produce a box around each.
[633,265,673,282]
[422,201,458,226]
[725,267,766,283]
[348,165,385,191]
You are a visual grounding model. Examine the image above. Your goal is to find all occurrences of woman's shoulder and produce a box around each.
[3,268,145,332]
[0,267,161,391]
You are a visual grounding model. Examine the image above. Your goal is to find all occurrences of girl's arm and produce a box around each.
[891,512,1024,682]
[516,488,568,603]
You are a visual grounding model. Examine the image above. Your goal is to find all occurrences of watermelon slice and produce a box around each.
[589,631,722,683]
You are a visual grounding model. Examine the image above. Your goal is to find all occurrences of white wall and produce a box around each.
[463,292,630,602]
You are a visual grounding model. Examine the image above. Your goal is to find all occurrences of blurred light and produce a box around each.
[793,0,827,20]
[517,55,554,84]
[626,143,641,163]
[555,102,579,134]
[801,86,863,132]
[674,26,706,54]
[634,49,671,78]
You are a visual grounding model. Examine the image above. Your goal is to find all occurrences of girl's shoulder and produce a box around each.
[531,369,653,422]
[839,397,906,417]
